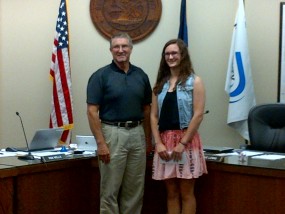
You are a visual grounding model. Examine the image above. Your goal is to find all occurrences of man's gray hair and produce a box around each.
[110,32,133,49]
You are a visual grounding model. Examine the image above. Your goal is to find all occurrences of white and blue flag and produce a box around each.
[225,0,256,140]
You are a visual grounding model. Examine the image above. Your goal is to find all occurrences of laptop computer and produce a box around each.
[17,128,64,152]
[76,135,97,152]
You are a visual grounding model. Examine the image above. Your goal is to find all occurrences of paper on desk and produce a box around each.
[214,152,238,156]
[32,150,96,159]
[251,154,285,160]
[206,151,264,157]
[82,151,95,155]
[32,151,73,159]
[0,152,18,157]
[0,150,29,157]
[239,151,264,156]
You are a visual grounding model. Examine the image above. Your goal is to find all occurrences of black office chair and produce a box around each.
[247,103,285,152]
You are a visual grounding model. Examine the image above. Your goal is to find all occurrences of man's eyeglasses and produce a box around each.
[112,45,130,50]
[164,51,180,57]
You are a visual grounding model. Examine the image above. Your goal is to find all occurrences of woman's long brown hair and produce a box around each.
[153,39,195,95]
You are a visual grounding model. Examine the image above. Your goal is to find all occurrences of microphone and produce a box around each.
[204,110,210,114]
[16,112,34,160]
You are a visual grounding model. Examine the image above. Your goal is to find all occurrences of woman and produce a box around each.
[151,39,208,214]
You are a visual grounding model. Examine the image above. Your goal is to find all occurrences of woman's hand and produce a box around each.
[171,143,185,162]
[156,142,171,161]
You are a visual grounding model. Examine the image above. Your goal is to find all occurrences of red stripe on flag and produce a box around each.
[57,50,73,124]
[52,75,63,127]
[51,53,56,66]
[60,130,69,142]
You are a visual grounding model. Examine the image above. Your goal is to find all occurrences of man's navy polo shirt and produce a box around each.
[87,61,152,122]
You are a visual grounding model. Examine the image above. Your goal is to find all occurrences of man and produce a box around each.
[87,32,152,214]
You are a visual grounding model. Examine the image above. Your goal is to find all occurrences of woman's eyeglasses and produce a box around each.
[164,51,180,57]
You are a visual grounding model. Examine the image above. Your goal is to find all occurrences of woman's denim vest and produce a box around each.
[158,75,195,129]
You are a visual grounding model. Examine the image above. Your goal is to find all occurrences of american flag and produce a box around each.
[49,0,73,144]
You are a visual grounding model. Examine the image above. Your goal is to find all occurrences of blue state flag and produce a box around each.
[178,0,188,46]
[225,0,256,140]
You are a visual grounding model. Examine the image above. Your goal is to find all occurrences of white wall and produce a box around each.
[0,0,283,149]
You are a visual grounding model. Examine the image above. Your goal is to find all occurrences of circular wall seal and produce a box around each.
[90,0,162,43]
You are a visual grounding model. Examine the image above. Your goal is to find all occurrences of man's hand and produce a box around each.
[97,143,110,164]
